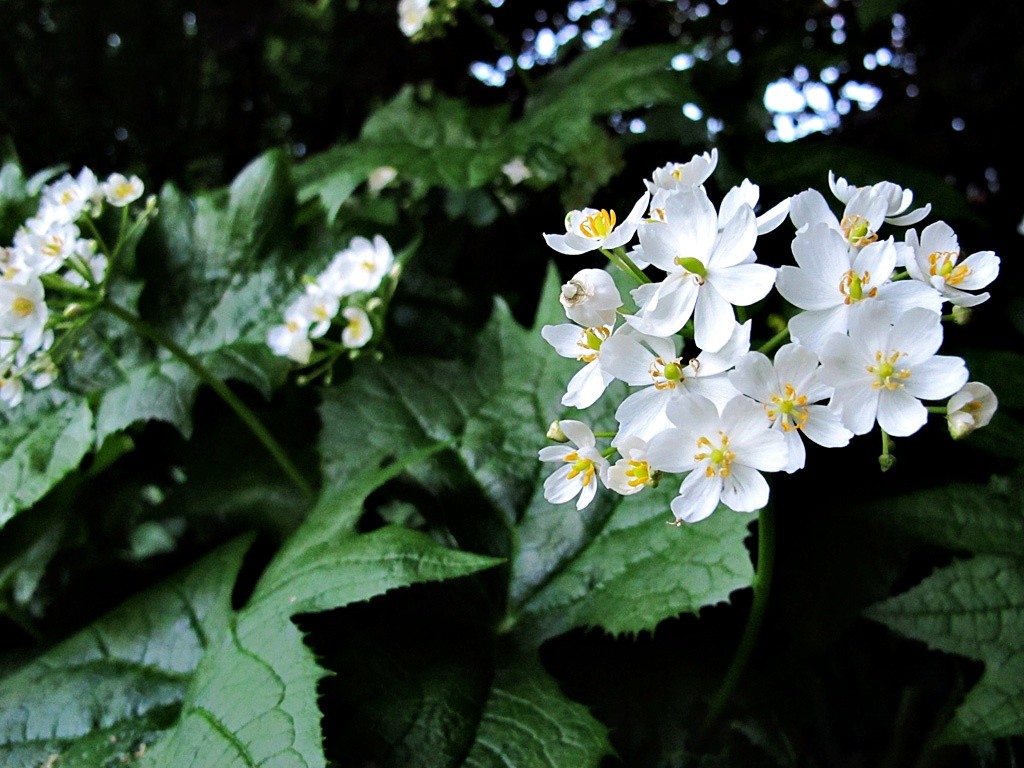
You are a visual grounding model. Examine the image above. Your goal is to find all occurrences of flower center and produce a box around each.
[928,251,971,285]
[563,451,597,487]
[840,215,878,247]
[867,350,911,390]
[694,432,735,478]
[578,209,617,238]
[42,236,65,258]
[673,256,707,280]
[764,383,810,431]
[625,459,656,488]
[560,279,590,306]
[12,297,34,318]
[576,326,610,363]
[114,182,135,200]
[649,356,696,390]
[839,269,878,304]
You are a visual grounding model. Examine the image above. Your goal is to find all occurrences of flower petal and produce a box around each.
[720,463,770,512]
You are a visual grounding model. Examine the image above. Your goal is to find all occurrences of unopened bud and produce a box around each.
[63,303,84,318]
[951,306,973,325]
[546,420,568,442]
[879,453,896,472]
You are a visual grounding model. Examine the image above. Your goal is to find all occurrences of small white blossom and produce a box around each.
[947,382,997,439]
[538,420,610,510]
[606,435,658,495]
[324,235,394,296]
[789,187,890,249]
[820,305,968,437]
[625,185,775,351]
[0,277,49,354]
[729,344,852,473]
[540,321,617,409]
[543,193,650,256]
[103,173,145,207]
[501,157,532,186]
[341,307,373,348]
[647,394,788,523]
[558,268,621,327]
[398,0,431,37]
[904,222,999,307]
[644,149,718,194]
[828,172,931,226]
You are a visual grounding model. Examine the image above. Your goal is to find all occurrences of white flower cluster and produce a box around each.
[1,168,144,406]
[267,235,395,365]
[539,151,1000,523]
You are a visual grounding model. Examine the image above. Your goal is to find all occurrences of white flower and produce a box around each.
[540,321,617,409]
[0,372,25,407]
[12,222,81,276]
[367,166,398,194]
[729,344,852,473]
[606,435,658,495]
[558,268,621,327]
[341,307,373,348]
[625,185,775,351]
[0,277,49,354]
[819,305,968,437]
[322,235,395,296]
[543,193,650,256]
[398,0,431,37]
[789,187,890,248]
[538,420,610,510]
[644,148,718,194]
[501,157,532,186]
[828,172,931,226]
[266,299,314,364]
[718,178,791,235]
[40,168,100,222]
[103,173,145,207]
[602,320,749,443]
[947,382,997,439]
[904,222,999,307]
[647,394,788,523]
[776,222,942,352]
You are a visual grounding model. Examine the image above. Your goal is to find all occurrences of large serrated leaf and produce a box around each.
[856,477,1024,557]
[514,483,755,641]
[0,536,251,767]
[462,654,613,768]
[866,555,1024,742]
[0,394,93,529]
[141,451,502,768]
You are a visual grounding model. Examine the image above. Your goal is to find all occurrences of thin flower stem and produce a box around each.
[600,248,650,285]
[757,326,790,355]
[698,505,775,741]
[593,431,617,439]
[80,216,113,262]
[926,405,946,414]
[100,299,314,497]
[879,429,896,472]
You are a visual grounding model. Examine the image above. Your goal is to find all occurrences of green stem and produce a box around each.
[80,215,113,261]
[601,248,650,285]
[926,405,946,414]
[757,325,790,355]
[100,299,313,497]
[593,431,617,439]
[699,505,775,740]
[879,430,896,472]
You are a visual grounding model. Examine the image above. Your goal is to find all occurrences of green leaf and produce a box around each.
[462,654,613,768]
[319,264,576,523]
[94,360,198,442]
[856,476,1024,557]
[513,482,755,641]
[0,536,252,767]
[866,555,1024,742]
[142,452,502,768]
[0,393,93,529]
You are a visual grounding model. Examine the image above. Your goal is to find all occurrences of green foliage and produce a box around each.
[867,556,1024,743]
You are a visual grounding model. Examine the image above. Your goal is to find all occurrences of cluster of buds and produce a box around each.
[1,168,147,406]
[539,149,999,523]
[267,235,397,368]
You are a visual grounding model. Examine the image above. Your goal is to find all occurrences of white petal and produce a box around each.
[720,464,770,512]
[890,307,943,361]
[876,388,928,437]
[543,232,589,255]
[788,306,850,354]
[541,324,587,358]
[544,465,580,504]
[709,262,776,307]
[694,284,736,352]
[780,429,806,473]
[832,382,880,435]
[709,205,757,270]
[625,276,699,337]
[616,387,673,444]
[563,362,614,408]
[646,426,692,473]
[905,356,968,401]
[539,445,572,462]
[956,251,1000,290]
[801,405,853,448]
[886,204,931,226]
[729,351,777,402]
[600,334,659,386]
[756,197,791,234]
[559,419,596,448]
[670,470,723,523]
[775,266,841,312]
[789,189,839,230]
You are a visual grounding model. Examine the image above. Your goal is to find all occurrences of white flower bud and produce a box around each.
[947,382,997,439]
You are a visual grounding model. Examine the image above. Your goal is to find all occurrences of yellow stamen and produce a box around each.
[649,356,686,390]
[840,214,878,247]
[12,297,34,318]
[766,383,810,432]
[868,350,912,390]
[563,451,597,487]
[928,251,971,286]
[839,269,878,305]
[578,209,617,238]
[694,431,735,477]
[576,326,611,363]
